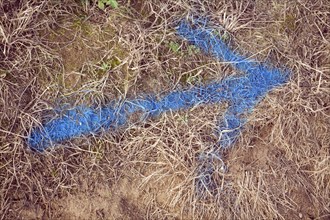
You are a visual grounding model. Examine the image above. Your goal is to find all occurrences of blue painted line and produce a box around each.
[176,19,289,148]
[28,19,290,157]
[29,84,228,151]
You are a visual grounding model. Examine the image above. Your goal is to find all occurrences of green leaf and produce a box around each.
[106,0,118,8]
[169,41,180,53]
[98,1,105,10]
[101,62,110,71]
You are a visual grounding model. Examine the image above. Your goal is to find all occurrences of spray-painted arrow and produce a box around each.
[28,18,289,193]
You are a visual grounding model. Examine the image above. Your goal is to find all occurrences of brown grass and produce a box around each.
[0,0,329,219]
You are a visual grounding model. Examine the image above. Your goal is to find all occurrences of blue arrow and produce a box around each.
[28,18,289,194]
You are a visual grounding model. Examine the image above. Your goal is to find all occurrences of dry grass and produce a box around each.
[0,0,329,219]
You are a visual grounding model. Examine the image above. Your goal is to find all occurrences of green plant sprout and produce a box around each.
[169,41,180,53]
[100,62,110,71]
[98,0,118,10]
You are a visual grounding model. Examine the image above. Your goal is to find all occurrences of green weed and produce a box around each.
[98,0,118,10]
[169,41,180,53]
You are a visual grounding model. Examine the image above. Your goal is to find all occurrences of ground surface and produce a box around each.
[0,0,329,219]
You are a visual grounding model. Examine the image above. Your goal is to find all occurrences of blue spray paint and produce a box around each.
[28,18,289,193]
[176,19,289,194]
[29,83,238,151]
